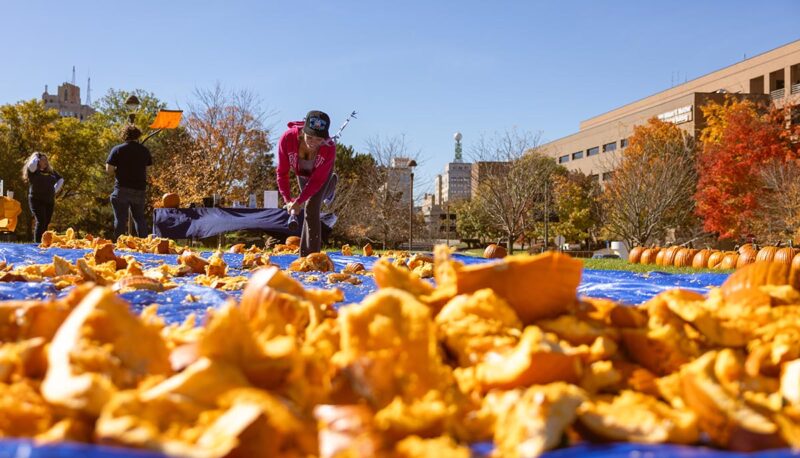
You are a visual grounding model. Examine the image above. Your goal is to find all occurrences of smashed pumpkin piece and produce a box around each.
[659,289,759,347]
[680,350,787,451]
[198,303,296,390]
[457,326,582,393]
[179,250,209,274]
[577,390,698,444]
[494,383,586,458]
[240,266,331,339]
[289,252,335,272]
[205,251,227,277]
[0,380,53,437]
[315,404,383,458]
[0,337,48,382]
[435,288,522,366]
[0,283,92,342]
[373,258,435,298]
[783,359,800,407]
[98,384,316,458]
[334,288,452,407]
[393,435,470,458]
[536,314,619,346]
[328,272,362,285]
[42,287,172,415]
[434,247,582,323]
[374,390,455,442]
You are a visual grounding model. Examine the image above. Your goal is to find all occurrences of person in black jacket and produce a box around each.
[106,124,152,239]
[22,152,64,243]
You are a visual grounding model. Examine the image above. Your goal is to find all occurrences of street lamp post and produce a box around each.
[125,95,140,123]
[544,180,548,252]
[408,160,417,252]
[123,94,141,237]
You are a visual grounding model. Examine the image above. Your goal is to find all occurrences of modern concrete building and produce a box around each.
[471,161,510,196]
[42,82,95,121]
[542,39,800,183]
[435,133,473,204]
[438,161,472,203]
[421,193,456,237]
[386,156,415,204]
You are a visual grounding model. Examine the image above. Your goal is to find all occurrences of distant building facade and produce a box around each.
[386,156,415,204]
[42,82,95,120]
[541,39,800,184]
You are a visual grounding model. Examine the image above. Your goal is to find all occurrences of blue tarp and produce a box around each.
[152,207,337,240]
[0,243,795,458]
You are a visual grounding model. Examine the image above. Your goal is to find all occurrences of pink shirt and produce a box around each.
[276,121,336,205]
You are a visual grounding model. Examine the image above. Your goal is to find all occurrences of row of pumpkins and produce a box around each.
[628,244,800,270]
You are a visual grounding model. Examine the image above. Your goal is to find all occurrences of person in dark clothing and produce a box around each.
[106,124,152,239]
[22,152,64,243]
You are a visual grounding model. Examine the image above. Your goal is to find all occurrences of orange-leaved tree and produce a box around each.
[695,98,800,240]
[601,118,697,247]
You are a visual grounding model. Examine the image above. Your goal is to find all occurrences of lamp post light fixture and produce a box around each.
[408,159,418,251]
[125,95,140,123]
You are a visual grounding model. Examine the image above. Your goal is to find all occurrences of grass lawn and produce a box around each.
[455,248,732,274]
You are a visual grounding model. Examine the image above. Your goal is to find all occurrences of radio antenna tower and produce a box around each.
[71,66,76,85]
[86,76,92,105]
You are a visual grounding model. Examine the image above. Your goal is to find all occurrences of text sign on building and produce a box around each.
[657,105,693,124]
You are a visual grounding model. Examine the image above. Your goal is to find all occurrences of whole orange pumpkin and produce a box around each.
[736,248,757,268]
[707,251,726,269]
[756,246,779,263]
[774,247,799,267]
[692,249,713,269]
[719,252,739,270]
[640,248,660,264]
[674,248,698,268]
[483,243,508,259]
[721,261,800,299]
[628,246,645,264]
[738,243,757,257]
[161,193,181,208]
[661,246,680,266]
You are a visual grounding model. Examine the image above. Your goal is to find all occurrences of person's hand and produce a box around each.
[284,201,300,214]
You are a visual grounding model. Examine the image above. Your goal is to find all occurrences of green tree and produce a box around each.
[454,198,497,243]
[551,171,598,244]
[50,116,110,235]
[326,144,379,243]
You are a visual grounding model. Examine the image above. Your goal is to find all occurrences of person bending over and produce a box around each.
[276,110,338,256]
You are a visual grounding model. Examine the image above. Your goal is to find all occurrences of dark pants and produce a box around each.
[297,171,337,257]
[28,197,54,243]
[111,187,148,239]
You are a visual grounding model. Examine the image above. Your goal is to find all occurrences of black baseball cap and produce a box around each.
[303,110,330,138]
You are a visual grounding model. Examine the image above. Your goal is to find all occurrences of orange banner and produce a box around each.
[149,110,183,129]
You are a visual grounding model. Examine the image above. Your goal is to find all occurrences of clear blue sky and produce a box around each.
[2,1,798,195]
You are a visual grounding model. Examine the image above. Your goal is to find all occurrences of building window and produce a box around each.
[587,146,599,156]
[558,155,570,164]
[620,138,628,148]
[571,151,583,160]
[602,171,613,181]
[590,174,599,182]
[602,141,617,152]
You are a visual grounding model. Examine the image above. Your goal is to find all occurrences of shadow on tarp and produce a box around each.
[0,244,794,457]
